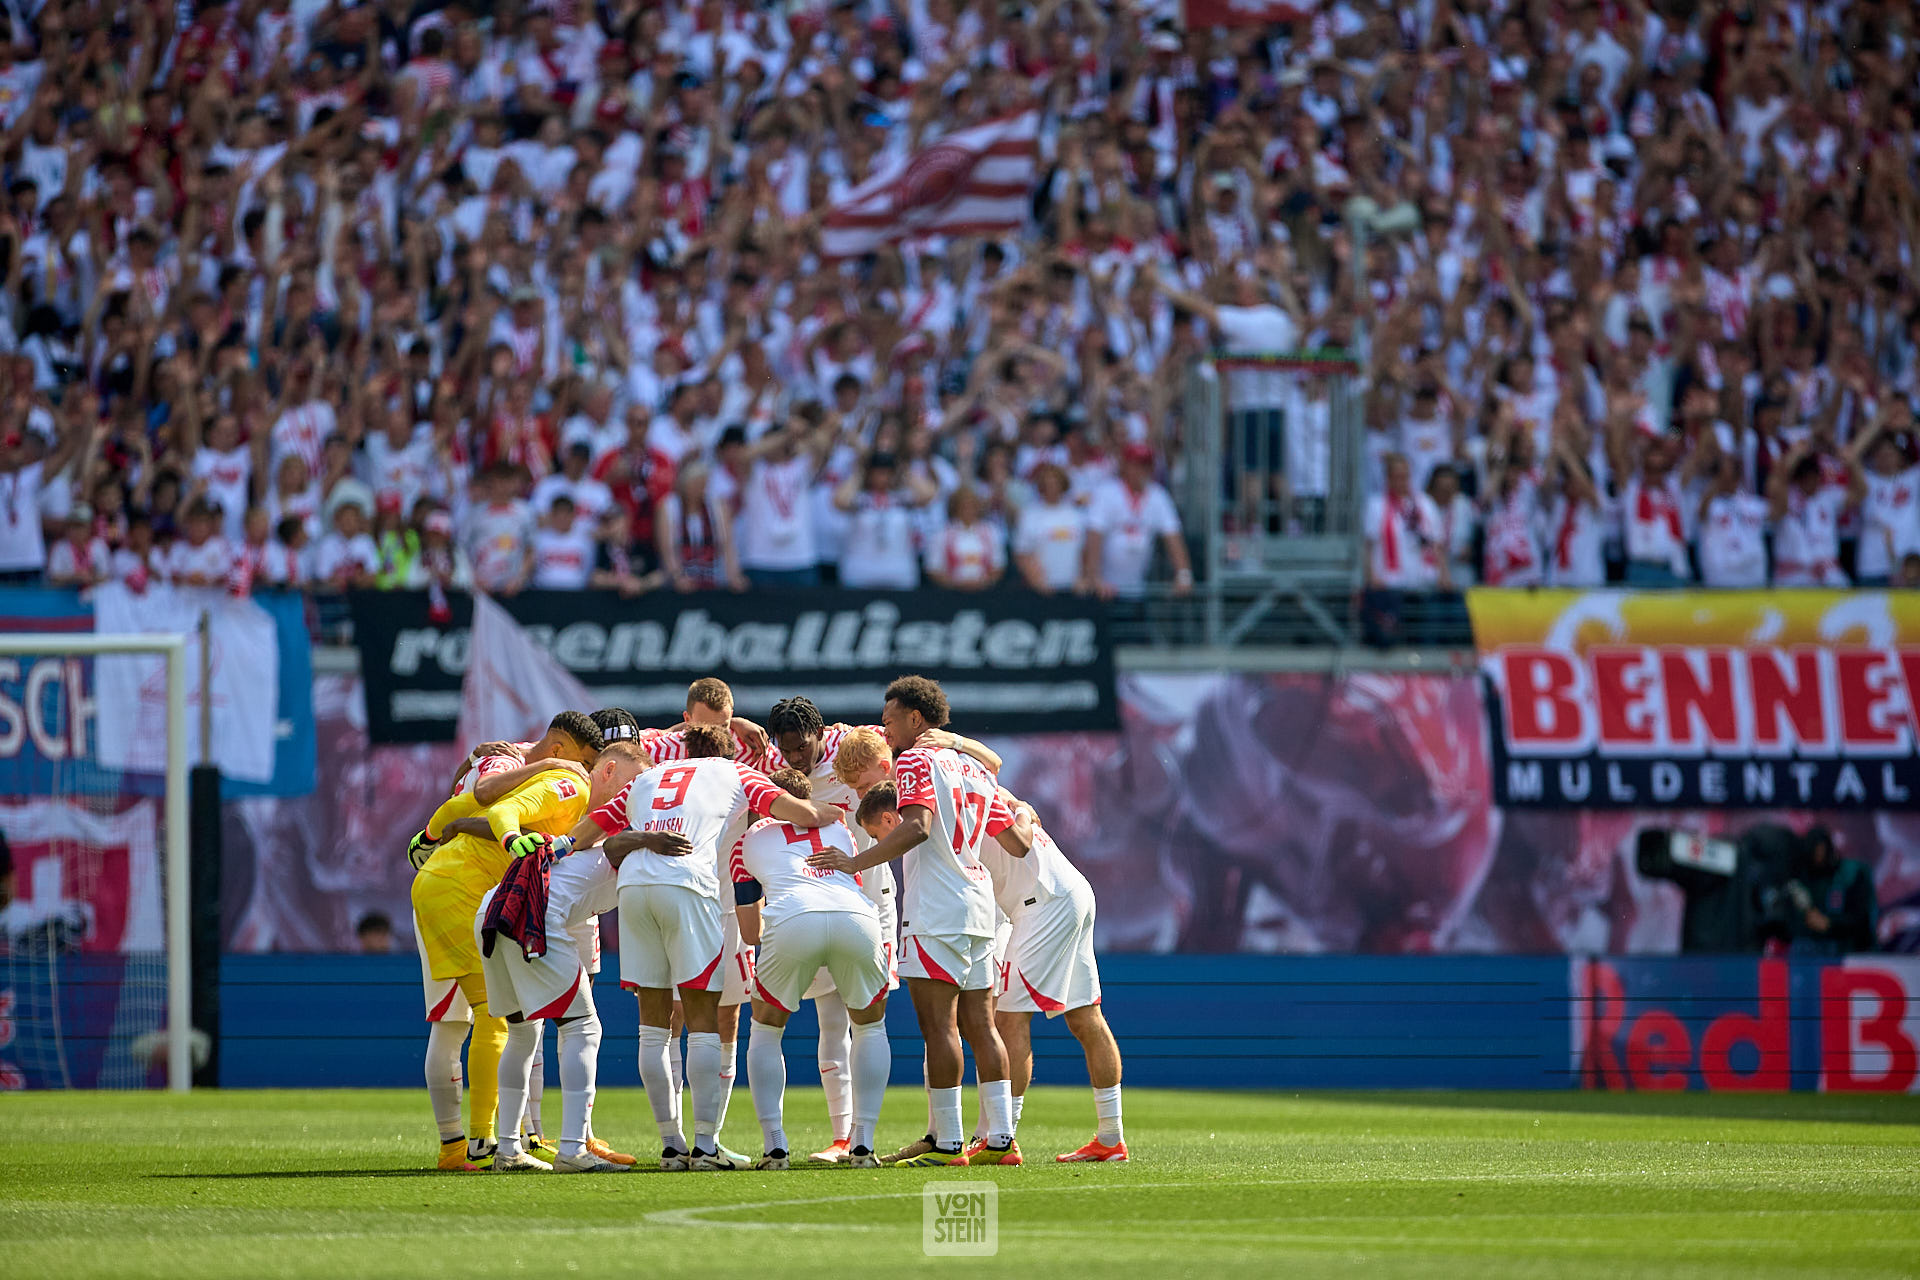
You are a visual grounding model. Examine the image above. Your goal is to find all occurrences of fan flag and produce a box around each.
[819,112,1040,258]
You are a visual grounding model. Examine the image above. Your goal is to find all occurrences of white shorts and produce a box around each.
[576,917,602,977]
[619,883,725,993]
[804,882,898,1001]
[995,884,1101,1017]
[899,931,996,992]
[718,906,755,1007]
[756,910,889,1014]
[416,909,471,1023]
[475,890,598,1022]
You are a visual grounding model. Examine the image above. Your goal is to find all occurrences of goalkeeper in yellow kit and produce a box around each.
[411,710,614,1170]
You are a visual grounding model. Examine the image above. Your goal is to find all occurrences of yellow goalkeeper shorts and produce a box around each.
[411,872,486,986]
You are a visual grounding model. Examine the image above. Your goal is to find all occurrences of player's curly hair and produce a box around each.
[683,723,735,759]
[855,781,898,826]
[883,675,949,729]
[548,710,604,755]
[767,767,812,799]
[591,707,641,742]
[766,696,825,741]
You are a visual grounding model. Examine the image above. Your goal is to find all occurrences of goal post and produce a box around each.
[0,633,191,1093]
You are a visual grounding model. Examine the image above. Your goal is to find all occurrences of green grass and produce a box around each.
[3,1087,1918,1278]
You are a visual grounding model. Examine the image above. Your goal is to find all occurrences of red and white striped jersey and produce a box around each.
[452,742,534,798]
[730,817,871,930]
[595,757,784,900]
[891,746,1013,940]
[765,723,884,811]
[639,726,776,773]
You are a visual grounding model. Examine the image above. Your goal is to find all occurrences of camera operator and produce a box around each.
[1781,826,1878,955]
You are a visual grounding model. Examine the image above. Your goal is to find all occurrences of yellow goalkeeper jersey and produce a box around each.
[416,772,591,902]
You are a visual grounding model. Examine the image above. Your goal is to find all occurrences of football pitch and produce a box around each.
[3,1087,1917,1279]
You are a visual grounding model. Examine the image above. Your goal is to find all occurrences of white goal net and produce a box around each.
[0,635,189,1091]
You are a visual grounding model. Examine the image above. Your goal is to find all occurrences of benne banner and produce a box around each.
[1469,590,1920,809]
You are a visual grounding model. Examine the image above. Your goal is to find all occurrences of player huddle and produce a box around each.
[405,675,1126,1173]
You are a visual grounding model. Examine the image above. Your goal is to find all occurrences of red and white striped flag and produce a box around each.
[820,112,1039,259]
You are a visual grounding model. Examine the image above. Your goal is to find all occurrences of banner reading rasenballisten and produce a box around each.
[349,588,1117,742]
[1469,590,1920,809]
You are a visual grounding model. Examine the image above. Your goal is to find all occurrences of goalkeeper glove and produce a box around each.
[406,829,435,870]
[506,832,574,860]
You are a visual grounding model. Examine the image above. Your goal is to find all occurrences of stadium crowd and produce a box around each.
[0,0,1910,608]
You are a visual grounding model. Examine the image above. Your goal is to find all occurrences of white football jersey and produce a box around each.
[976,824,1090,920]
[730,817,874,930]
[594,757,784,900]
[891,746,1012,940]
[547,847,619,930]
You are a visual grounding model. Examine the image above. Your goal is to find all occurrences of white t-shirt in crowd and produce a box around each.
[735,457,817,572]
[271,400,337,472]
[1012,500,1087,591]
[1399,415,1453,495]
[1773,487,1848,586]
[1542,494,1606,587]
[45,535,111,583]
[165,534,235,585]
[926,521,1005,587]
[467,501,535,590]
[530,524,596,589]
[1213,304,1298,409]
[192,447,253,541]
[838,491,922,590]
[0,463,48,571]
[1697,493,1769,587]
[1086,478,1181,597]
[1623,475,1692,578]
[529,472,615,522]
[363,429,439,518]
[311,531,380,584]
[1858,467,1920,581]
[1363,491,1444,589]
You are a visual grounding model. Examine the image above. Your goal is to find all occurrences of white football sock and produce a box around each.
[1012,1092,1025,1130]
[746,1022,787,1154]
[714,1038,738,1138]
[979,1078,1014,1148]
[922,1049,933,1135]
[929,1085,964,1152]
[674,1033,686,1095]
[495,1021,541,1159]
[557,1014,601,1160]
[425,1021,468,1142]
[849,1019,891,1153]
[524,1036,545,1137]
[687,1031,724,1151]
[638,1025,685,1150]
[1095,1084,1124,1144]
[814,992,853,1142]
[970,1063,987,1141]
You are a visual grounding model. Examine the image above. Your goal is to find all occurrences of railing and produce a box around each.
[1105,581,1473,650]
[1176,351,1369,647]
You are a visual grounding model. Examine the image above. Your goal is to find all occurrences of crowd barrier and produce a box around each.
[212,953,1920,1093]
